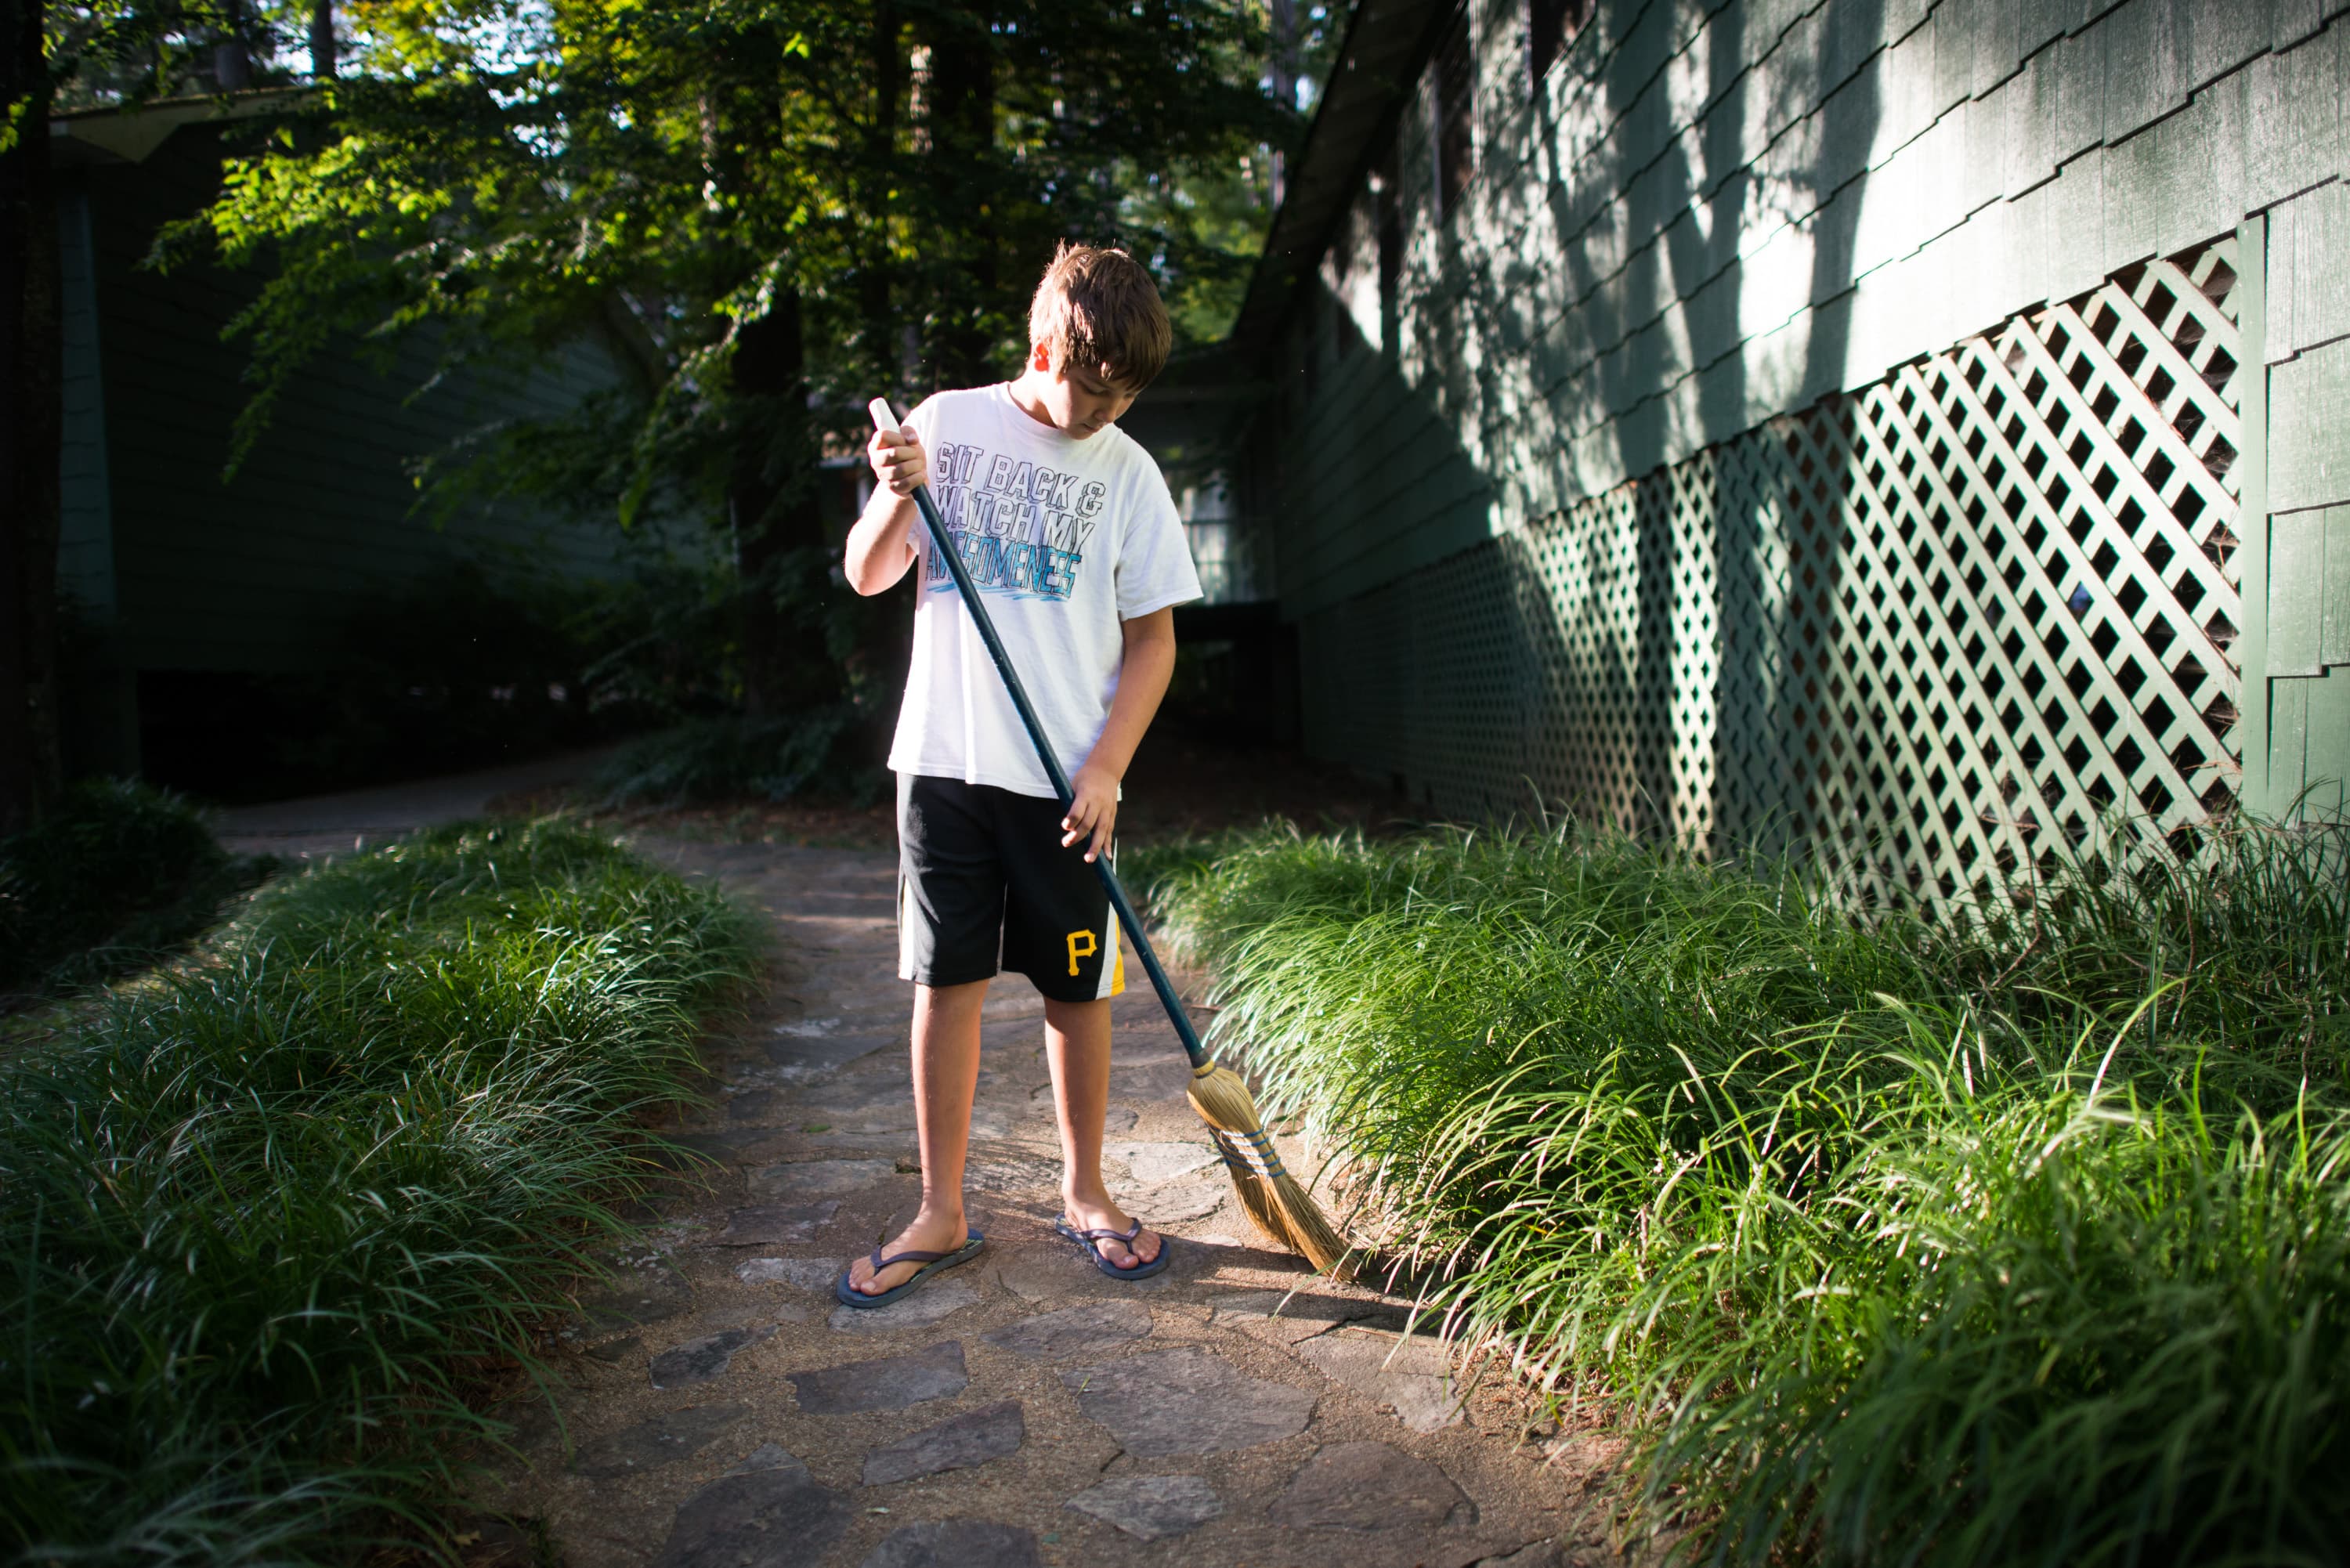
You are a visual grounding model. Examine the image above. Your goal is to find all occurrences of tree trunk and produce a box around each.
[861,0,900,398]
[1268,0,1296,205]
[215,0,253,92]
[927,6,995,389]
[310,0,338,78]
[1,0,63,836]
[729,291,830,717]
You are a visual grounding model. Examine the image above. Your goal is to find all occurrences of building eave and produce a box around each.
[49,87,313,167]
[1225,0,1453,365]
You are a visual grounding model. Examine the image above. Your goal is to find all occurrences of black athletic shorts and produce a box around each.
[896,772,1124,1003]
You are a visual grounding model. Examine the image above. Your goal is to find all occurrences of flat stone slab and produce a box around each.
[1115,1178,1227,1224]
[962,1155,1059,1193]
[649,1325,775,1389]
[764,1032,895,1081]
[1063,1474,1224,1541]
[1061,1346,1316,1455]
[1296,1327,1466,1433]
[1109,1140,1220,1185]
[753,1160,898,1201]
[1268,1441,1465,1530]
[661,1129,794,1165]
[735,1257,844,1292]
[991,1251,1176,1302]
[827,1277,980,1333]
[649,1448,850,1568]
[1210,1288,1378,1346]
[798,1078,919,1116]
[861,1399,1025,1485]
[727,1443,795,1475]
[981,1301,1152,1361]
[584,1334,642,1364]
[789,1341,967,1414]
[728,1089,781,1122]
[859,1521,1041,1568]
[716,1201,840,1246]
[572,1264,693,1337]
[569,1404,751,1479]
[1107,1060,1192,1100]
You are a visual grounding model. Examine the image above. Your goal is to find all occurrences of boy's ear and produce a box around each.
[1029,340,1054,374]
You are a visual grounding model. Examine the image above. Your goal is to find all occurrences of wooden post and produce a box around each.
[2236,214,2269,816]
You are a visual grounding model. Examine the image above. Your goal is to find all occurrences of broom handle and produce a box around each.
[870,399,1212,1071]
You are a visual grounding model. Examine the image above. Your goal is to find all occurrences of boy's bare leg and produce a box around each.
[1044,995,1162,1270]
[845,978,986,1295]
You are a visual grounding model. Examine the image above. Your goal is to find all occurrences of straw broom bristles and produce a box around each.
[1187,1059,1359,1280]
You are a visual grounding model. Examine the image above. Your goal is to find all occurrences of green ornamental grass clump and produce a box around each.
[1153,815,2350,1567]
[0,779,240,995]
[0,819,760,1566]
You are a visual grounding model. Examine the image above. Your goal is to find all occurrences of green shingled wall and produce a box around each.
[75,123,634,678]
[2254,172,2350,818]
[1260,0,2350,868]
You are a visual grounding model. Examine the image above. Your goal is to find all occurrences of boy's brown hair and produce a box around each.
[1028,242,1173,390]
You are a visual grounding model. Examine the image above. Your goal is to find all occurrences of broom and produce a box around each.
[868,397,1355,1278]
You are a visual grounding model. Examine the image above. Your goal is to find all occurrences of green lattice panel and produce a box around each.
[1762,237,2242,903]
[1297,235,2242,909]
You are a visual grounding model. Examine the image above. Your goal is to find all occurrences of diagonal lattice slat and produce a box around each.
[1298,233,2243,909]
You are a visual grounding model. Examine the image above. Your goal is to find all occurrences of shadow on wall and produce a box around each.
[1281,1,2254,909]
[1289,0,1881,846]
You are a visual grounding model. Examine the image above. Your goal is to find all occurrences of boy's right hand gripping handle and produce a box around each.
[866,396,1213,1072]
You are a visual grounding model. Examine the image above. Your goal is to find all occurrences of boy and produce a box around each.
[837,243,1202,1302]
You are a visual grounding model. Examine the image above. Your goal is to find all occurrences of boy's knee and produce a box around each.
[1042,994,1112,1034]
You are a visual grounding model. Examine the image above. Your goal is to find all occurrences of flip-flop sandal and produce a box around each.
[1054,1216,1173,1281]
[834,1228,985,1309]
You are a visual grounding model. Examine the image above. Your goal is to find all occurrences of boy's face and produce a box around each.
[1026,341,1139,438]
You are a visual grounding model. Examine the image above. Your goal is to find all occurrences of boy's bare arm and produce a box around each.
[1063,606,1176,862]
[844,426,928,595]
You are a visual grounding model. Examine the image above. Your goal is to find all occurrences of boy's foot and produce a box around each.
[845,1209,972,1296]
[1059,1196,1161,1270]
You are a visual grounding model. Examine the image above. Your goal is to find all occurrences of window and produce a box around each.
[1528,0,1594,86]
[1433,5,1473,219]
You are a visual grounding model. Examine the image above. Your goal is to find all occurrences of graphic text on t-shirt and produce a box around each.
[923,440,1108,603]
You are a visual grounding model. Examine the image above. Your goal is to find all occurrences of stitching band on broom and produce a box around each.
[870,397,1358,1280]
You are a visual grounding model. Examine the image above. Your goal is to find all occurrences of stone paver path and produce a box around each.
[470,839,1616,1568]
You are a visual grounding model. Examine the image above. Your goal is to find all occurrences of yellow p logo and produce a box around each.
[1065,930,1098,976]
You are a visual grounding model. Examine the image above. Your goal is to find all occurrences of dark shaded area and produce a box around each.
[1177,0,1896,850]
[0,0,63,837]
[0,777,260,1002]
[136,565,739,804]
[1121,708,1414,842]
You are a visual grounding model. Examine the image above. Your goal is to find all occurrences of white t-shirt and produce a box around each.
[887,383,1203,799]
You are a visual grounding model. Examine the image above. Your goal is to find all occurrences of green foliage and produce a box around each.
[1153,816,2350,1567]
[0,779,241,994]
[164,0,1285,515]
[592,708,886,806]
[0,819,761,1566]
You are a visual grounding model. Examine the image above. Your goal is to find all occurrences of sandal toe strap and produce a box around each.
[872,1245,951,1271]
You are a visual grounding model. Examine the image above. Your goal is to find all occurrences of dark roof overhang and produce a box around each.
[1224,0,1453,366]
[49,87,312,167]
